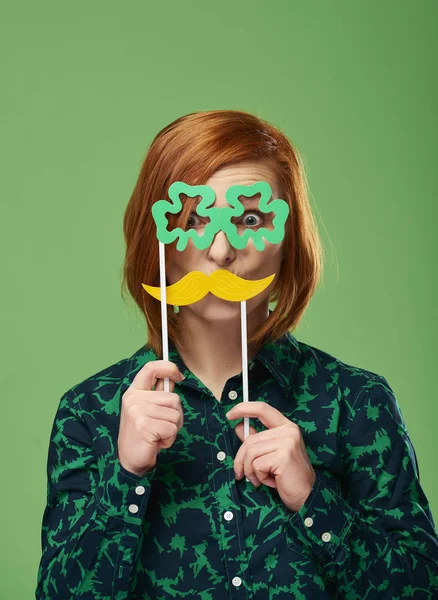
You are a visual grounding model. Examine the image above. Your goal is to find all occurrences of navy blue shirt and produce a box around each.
[36,332,438,598]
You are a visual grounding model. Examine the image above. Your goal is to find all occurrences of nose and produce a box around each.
[207,230,236,266]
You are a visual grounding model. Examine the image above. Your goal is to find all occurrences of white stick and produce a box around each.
[159,241,170,393]
[241,300,250,483]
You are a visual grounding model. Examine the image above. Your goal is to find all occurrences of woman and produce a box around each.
[36,110,438,599]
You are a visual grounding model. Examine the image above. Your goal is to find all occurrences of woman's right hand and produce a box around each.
[117,360,185,476]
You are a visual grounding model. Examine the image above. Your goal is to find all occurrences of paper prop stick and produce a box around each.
[142,181,289,481]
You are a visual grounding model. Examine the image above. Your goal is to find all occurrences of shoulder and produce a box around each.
[291,333,390,405]
[289,334,405,433]
[297,337,382,379]
[62,343,157,417]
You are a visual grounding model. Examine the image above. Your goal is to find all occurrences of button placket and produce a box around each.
[127,483,149,516]
[217,385,245,591]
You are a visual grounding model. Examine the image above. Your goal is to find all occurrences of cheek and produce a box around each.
[166,247,200,284]
[254,244,283,268]
[269,243,285,267]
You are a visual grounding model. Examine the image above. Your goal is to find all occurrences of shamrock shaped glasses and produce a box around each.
[152,180,289,251]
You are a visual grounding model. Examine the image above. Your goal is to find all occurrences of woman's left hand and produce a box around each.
[226,401,316,513]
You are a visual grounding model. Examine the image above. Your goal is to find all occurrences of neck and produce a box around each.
[174,301,270,381]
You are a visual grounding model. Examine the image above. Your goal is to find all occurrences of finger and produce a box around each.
[123,389,180,409]
[143,402,181,424]
[236,422,290,443]
[244,441,278,487]
[144,390,184,431]
[128,391,184,430]
[240,447,262,487]
[155,377,175,393]
[131,360,184,392]
[235,423,258,437]
[251,453,277,488]
[234,425,260,485]
[234,445,263,487]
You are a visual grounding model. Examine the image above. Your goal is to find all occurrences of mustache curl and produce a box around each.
[142,269,275,305]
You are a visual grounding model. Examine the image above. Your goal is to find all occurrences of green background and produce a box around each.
[1,1,437,597]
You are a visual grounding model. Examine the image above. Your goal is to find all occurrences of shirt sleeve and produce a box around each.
[35,388,157,600]
[283,375,438,598]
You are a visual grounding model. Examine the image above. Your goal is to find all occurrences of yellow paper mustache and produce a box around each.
[142,269,275,305]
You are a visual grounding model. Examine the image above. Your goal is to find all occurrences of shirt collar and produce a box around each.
[125,327,301,397]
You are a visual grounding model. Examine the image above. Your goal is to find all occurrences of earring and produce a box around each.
[173,305,180,314]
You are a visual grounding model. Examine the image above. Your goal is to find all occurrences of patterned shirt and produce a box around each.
[36,331,438,599]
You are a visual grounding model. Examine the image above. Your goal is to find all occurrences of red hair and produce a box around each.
[121,109,323,357]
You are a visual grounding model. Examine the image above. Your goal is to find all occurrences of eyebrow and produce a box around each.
[190,194,262,205]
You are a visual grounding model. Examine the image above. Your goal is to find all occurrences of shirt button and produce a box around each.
[232,576,242,587]
[217,451,226,461]
[304,517,313,527]
[224,510,234,521]
[128,504,139,514]
[321,532,332,542]
[135,485,146,495]
[228,390,238,400]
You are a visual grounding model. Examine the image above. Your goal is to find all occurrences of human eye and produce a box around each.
[239,210,264,228]
[185,211,204,230]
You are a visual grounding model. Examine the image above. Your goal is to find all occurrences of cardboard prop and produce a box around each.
[142,181,290,478]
